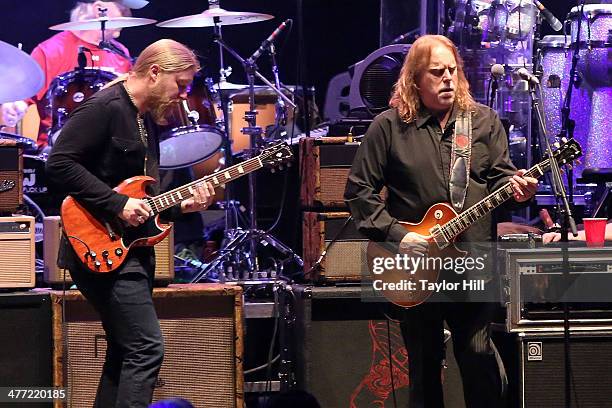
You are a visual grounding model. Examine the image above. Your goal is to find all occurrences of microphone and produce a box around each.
[390,28,419,44]
[182,100,199,125]
[533,0,563,32]
[517,67,540,86]
[489,64,505,108]
[78,46,88,69]
[247,19,291,64]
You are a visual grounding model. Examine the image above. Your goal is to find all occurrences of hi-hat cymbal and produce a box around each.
[0,40,44,104]
[157,8,273,28]
[50,16,157,31]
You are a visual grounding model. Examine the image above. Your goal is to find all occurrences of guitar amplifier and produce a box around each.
[500,246,612,331]
[302,211,367,282]
[43,216,175,287]
[0,145,23,212]
[0,215,35,288]
[300,137,359,208]
[49,283,243,408]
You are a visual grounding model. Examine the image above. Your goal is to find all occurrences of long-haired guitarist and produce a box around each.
[46,39,215,408]
[344,35,537,407]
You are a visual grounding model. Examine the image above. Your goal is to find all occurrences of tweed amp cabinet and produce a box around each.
[50,283,243,408]
[0,144,23,213]
[0,215,35,288]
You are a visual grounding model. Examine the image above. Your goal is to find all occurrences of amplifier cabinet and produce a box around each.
[50,283,243,408]
[302,211,367,282]
[0,215,35,288]
[0,146,22,212]
[43,216,175,286]
[519,330,612,408]
[300,137,359,208]
[500,247,612,332]
[291,285,465,408]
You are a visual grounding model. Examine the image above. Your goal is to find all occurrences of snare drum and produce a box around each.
[47,68,117,136]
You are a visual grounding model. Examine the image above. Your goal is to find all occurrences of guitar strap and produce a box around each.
[449,109,472,211]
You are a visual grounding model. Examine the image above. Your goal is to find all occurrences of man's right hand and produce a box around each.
[400,232,430,255]
[1,101,28,127]
[119,198,152,227]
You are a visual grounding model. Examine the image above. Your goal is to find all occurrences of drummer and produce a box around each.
[0,0,144,149]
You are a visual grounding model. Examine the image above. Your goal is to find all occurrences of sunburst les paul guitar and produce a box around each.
[60,142,293,272]
[367,139,582,308]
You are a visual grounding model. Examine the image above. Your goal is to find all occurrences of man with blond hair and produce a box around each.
[345,35,537,407]
[47,39,215,408]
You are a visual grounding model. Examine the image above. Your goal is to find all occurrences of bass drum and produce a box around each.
[46,68,117,142]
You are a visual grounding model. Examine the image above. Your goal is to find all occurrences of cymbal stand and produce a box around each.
[94,6,130,61]
[190,33,300,284]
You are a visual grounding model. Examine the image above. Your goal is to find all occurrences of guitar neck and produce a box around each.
[146,155,264,214]
[440,157,552,240]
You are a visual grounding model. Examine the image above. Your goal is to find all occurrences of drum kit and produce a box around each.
[0,1,301,278]
[449,0,612,198]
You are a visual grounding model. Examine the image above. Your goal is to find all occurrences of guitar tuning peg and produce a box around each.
[561,137,568,144]
[271,168,276,173]
[575,159,582,166]
[286,162,292,167]
[554,142,560,149]
[278,165,284,171]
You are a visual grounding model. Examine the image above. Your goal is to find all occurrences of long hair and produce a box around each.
[131,39,200,77]
[104,39,200,88]
[389,35,475,122]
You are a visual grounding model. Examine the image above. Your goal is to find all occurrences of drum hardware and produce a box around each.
[158,2,300,281]
[0,40,44,104]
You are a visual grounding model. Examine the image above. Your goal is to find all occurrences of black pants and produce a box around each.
[399,301,503,408]
[69,252,164,408]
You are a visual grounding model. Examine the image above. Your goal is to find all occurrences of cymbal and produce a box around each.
[157,8,273,28]
[50,16,157,31]
[0,41,44,104]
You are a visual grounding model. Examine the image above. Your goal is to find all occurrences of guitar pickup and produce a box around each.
[430,225,450,250]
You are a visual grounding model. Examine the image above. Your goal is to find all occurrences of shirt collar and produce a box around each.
[415,104,458,129]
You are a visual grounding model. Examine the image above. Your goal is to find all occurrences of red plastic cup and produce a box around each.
[583,218,608,247]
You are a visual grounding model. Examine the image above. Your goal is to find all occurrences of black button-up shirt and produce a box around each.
[344,103,518,245]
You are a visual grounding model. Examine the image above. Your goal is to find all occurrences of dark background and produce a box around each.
[1,0,577,114]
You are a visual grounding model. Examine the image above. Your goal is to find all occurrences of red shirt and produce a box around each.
[29,31,132,147]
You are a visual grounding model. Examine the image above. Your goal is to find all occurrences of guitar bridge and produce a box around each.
[430,225,450,250]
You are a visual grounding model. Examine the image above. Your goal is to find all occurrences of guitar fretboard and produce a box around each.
[438,158,550,241]
[146,156,264,214]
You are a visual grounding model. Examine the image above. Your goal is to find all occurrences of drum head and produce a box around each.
[159,124,224,169]
[0,131,37,152]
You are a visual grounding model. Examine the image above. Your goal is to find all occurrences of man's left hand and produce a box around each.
[510,169,538,202]
[180,181,215,213]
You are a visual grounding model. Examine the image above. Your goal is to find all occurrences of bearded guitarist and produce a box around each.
[46,39,214,408]
[344,35,538,408]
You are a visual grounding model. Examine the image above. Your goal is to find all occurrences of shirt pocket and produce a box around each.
[111,137,145,176]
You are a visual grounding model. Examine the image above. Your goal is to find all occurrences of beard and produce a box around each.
[148,84,180,125]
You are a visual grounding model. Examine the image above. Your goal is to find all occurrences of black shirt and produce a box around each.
[47,82,162,219]
[344,104,518,245]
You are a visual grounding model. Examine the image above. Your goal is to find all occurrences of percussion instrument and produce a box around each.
[0,40,44,104]
[0,131,37,152]
[46,68,117,139]
[49,17,157,31]
[157,8,273,28]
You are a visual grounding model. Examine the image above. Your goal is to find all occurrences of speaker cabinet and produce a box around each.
[0,292,53,408]
[0,216,35,288]
[50,283,244,408]
[519,331,612,408]
[300,137,359,209]
[302,211,367,282]
[43,216,175,286]
[292,285,465,408]
[0,146,22,212]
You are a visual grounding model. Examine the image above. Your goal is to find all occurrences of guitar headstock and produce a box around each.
[551,138,582,166]
[259,142,293,170]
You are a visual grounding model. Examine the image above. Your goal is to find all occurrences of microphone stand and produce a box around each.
[528,80,578,408]
[191,32,300,284]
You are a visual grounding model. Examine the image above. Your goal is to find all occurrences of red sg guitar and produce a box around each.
[367,138,582,308]
[60,142,293,272]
